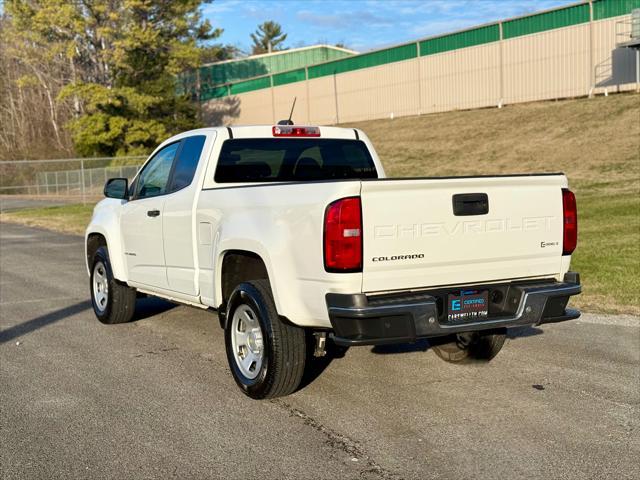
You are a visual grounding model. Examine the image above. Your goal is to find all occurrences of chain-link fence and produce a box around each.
[0,156,146,205]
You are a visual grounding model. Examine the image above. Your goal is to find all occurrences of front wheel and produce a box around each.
[224,279,306,399]
[431,330,507,363]
[90,246,136,324]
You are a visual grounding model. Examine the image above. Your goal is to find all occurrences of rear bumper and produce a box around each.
[326,272,581,346]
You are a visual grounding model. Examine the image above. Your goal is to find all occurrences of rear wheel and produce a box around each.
[224,279,306,399]
[90,246,136,324]
[432,330,506,363]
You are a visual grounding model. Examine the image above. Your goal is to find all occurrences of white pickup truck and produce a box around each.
[86,123,581,399]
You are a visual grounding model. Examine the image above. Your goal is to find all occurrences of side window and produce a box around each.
[136,142,180,199]
[169,135,206,192]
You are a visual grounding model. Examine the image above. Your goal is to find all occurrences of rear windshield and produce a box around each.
[214,138,378,183]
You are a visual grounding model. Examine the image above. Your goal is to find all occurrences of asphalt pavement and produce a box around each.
[1,222,638,479]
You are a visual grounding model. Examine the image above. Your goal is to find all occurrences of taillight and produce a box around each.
[562,188,578,255]
[324,197,362,272]
[272,125,320,137]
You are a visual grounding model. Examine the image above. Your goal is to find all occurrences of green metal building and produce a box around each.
[188,0,640,103]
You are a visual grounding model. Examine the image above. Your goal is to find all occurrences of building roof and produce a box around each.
[196,45,356,87]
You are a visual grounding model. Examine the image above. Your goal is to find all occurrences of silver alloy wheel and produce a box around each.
[92,261,109,313]
[230,304,264,380]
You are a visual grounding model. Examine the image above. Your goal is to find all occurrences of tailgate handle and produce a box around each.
[452,193,489,216]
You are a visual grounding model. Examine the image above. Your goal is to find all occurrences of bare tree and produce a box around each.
[0,13,74,159]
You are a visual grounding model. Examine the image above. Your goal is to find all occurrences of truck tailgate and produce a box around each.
[360,174,567,293]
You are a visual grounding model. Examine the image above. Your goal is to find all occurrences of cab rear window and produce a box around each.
[214,138,378,183]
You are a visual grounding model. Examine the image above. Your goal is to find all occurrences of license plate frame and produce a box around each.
[447,290,489,322]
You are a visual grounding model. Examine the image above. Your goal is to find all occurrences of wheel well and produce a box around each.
[220,250,269,317]
[86,233,107,267]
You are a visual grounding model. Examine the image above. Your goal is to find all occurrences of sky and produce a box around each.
[202,0,577,53]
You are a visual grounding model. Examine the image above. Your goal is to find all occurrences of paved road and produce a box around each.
[1,222,638,480]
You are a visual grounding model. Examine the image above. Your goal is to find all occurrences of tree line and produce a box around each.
[0,0,291,160]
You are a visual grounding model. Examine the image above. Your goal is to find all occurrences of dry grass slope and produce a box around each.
[350,93,639,189]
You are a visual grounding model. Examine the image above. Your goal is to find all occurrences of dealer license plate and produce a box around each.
[447,290,489,322]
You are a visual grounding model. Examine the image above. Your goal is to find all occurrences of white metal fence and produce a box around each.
[0,156,145,204]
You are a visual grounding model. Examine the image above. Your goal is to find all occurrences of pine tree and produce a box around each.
[250,21,287,55]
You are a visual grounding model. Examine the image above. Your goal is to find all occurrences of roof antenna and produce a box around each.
[277,97,296,125]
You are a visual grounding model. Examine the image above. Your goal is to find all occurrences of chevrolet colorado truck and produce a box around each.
[86,124,581,399]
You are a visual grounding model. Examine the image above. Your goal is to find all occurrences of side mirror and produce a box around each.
[104,178,129,199]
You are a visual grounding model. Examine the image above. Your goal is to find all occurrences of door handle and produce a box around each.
[147,209,160,217]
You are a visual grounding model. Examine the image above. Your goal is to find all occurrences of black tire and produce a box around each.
[432,330,507,363]
[90,246,136,324]
[224,279,306,399]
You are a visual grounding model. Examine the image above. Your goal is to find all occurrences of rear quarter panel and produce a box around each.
[196,181,362,327]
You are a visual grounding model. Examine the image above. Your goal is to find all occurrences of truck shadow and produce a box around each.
[297,335,350,391]
[132,296,178,321]
[506,326,544,339]
[371,339,431,354]
[367,326,544,356]
[295,325,545,391]
[0,297,180,345]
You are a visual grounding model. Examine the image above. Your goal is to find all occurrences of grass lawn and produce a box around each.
[571,190,639,314]
[1,203,95,236]
[2,93,639,314]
